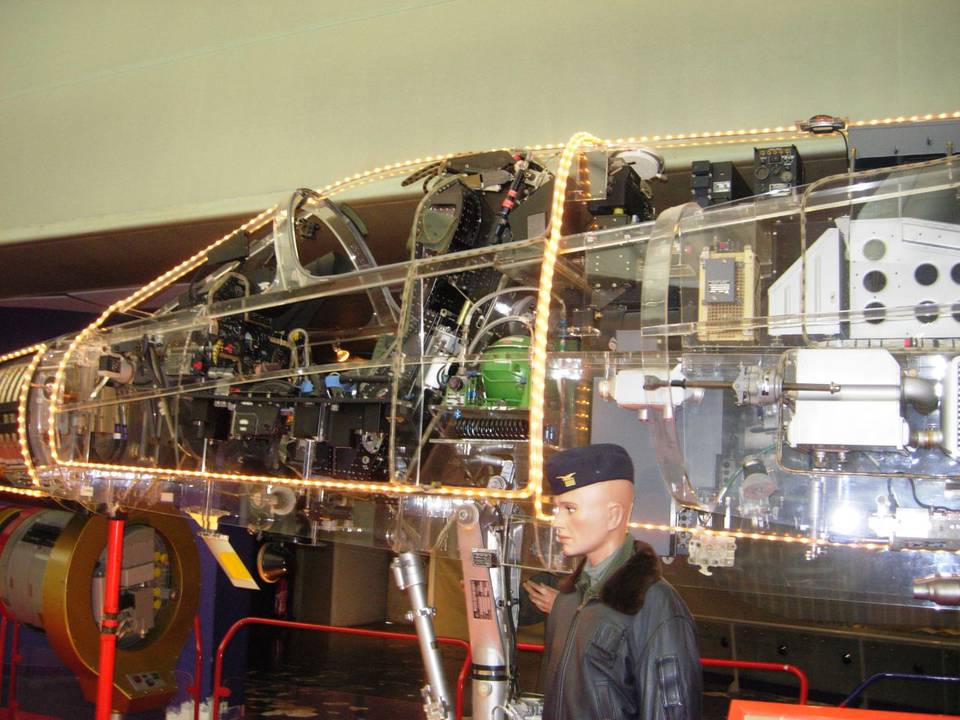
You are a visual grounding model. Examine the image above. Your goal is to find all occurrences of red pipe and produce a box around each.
[94,516,126,720]
[455,645,471,720]
[210,617,471,720]
[701,658,808,705]
[187,615,203,720]
[0,611,7,708]
[518,643,809,705]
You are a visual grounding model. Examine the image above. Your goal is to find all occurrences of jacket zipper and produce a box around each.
[553,595,595,720]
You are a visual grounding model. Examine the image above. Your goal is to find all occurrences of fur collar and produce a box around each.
[556,540,662,615]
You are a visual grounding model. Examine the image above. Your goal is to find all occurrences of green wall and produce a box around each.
[1,0,958,244]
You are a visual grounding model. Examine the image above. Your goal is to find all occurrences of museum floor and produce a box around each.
[5,622,807,719]
[231,624,782,720]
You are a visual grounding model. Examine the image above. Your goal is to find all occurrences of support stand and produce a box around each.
[95,514,125,720]
[455,504,510,720]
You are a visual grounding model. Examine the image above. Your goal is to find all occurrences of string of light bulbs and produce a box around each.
[25,109,960,551]
[42,134,593,501]
[16,343,48,489]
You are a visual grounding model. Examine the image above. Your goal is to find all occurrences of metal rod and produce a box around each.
[95,515,126,720]
[392,551,454,720]
[302,439,315,481]
[652,378,838,393]
[201,439,213,532]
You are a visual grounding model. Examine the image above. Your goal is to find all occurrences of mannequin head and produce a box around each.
[552,479,634,565]
[545,444,634,566]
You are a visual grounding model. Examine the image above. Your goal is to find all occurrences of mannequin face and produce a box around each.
[551,480,633,562]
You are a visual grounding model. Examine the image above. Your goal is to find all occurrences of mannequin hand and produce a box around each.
[523,580,559,614]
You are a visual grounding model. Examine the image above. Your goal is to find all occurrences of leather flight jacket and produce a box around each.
[539,540,702,720]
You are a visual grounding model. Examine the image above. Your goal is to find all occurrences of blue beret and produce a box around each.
[545,444,633,495]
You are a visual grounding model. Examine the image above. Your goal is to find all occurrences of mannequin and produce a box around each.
[535,443,702,720]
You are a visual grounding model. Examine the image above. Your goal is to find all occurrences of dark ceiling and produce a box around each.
[0,194,424,303]
[0,213,255,299]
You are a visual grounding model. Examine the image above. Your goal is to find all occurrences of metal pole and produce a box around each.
[95,514,126,720]
[391,551,454,720]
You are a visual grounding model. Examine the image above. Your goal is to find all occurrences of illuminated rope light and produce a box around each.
[47,149,488,469]
[530,131,603,520]
[16,344,47,489]
[0,344,45,365]
[628,522,959,556]
[0,342,50,497]
[849,111,960,127]
[45,137,596,502]
[43,463,530,500]
[47,204,280,465]
[0,485,47,499]
[604,110,960,145]
[90,107,960,320]
[41,109,960,512]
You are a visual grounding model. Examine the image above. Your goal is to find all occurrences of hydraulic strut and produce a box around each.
[391,552,454,720]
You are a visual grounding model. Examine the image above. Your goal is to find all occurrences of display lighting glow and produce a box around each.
[45,148,494,476]
[42,136,596,503]
[0,343,49,498]
[16,344,48,490]
[625,522,920,555]
[848,111,960,127]
[636,521,960,556]
[828,504,865,537]
[33,109,960,532]
[0,344,45,365]
[0,485,47,500]
[529,131,603,521]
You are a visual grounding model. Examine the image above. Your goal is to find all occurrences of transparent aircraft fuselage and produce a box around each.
[1,133,958,642]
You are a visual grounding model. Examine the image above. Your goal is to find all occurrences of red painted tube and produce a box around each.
[0,611,7,707]
[94,517,125,720]
[699,659,808,705]
[187,615,203,720]
[517,644,809,705]
[210,617,471,720]
[455,646,471,720]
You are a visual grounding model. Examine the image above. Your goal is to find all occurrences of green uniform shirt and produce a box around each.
[575,534,635,601]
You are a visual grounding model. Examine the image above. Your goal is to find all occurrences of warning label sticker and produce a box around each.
[470,579,492,620]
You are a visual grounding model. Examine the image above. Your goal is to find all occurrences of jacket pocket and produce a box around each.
[656,653,685,720]
[586,621,626,667]
[586,623,627,718]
